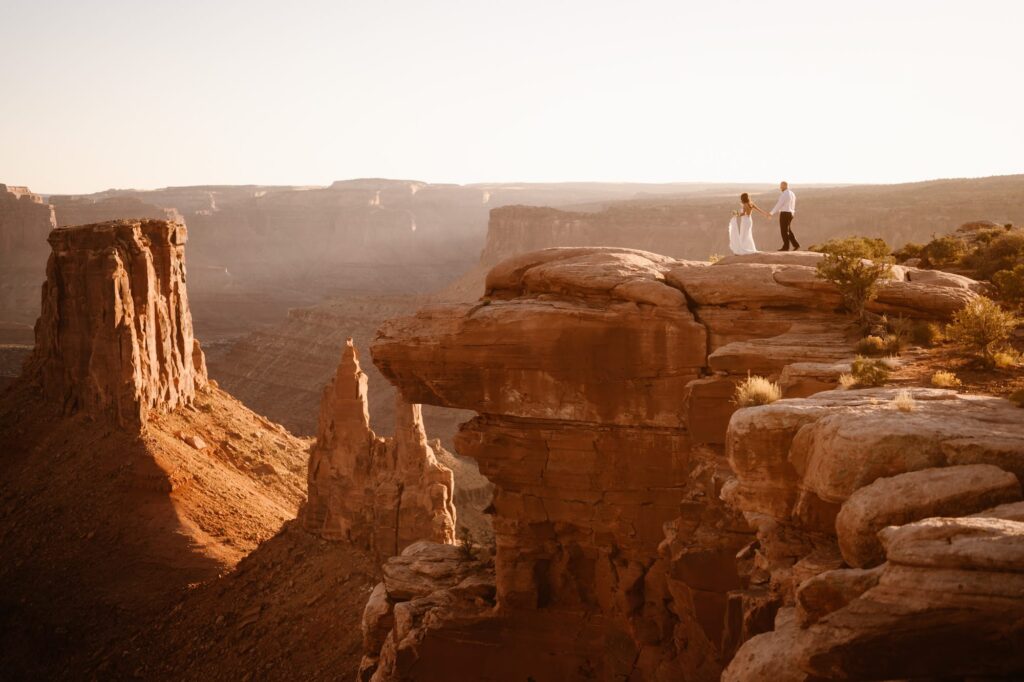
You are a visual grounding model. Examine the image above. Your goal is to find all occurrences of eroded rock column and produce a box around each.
[304,339,456,557]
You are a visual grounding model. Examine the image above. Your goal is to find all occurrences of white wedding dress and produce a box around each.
[728,213,758,255]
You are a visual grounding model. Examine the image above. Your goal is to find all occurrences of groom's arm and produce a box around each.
[769,194,785,216]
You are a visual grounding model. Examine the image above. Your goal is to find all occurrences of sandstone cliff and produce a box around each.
[26,220,208,429]
[361,247,977,680]
[304,339,456,556]
[0,183,55,341]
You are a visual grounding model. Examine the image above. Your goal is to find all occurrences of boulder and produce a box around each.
[836,464,1022,567]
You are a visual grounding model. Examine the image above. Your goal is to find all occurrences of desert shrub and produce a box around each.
[930,370,962,388]
[849,355,892,387]
[734,375,782,407]
[457,527,476,562]
[920,235,967,268]
[838,373,857,389]
[813,236,891,261]
[945,296,1020,366]
[993,264,1024,308]
[994,350,1021,369]
[874,314,911,354]
[815,241,893,321]
[910,320,943,347]
[894,242,924,263]
[856,335,887,356]
[708,253,723,264]
[965,231,1024,280]
[892,389,916,412]
[1009,389,1024,408]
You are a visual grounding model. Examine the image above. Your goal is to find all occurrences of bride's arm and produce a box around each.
[751,202,772,218]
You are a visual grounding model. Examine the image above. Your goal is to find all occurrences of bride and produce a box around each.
[728,192,771,255]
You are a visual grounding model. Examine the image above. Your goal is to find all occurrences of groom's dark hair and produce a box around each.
[740,193,750,204]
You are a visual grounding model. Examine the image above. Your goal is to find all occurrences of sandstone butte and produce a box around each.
[363,246,1024,681]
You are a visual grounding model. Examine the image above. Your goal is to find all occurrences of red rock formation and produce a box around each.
[304,339,456,557]
[0,183,55,338]
[363,247,977,680]
[25,219,207,429]
[721,387,1024,681]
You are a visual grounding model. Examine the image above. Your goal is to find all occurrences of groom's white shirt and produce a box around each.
[770,189,796,216]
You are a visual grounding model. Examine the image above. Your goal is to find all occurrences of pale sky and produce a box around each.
[2,0,1022,194]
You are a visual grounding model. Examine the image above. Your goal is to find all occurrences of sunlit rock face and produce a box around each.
[25,219,207,429]
[304,339,456,559]
[722,388,1024,682]
[362,246,976,680]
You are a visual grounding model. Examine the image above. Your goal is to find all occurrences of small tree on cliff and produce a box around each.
[814,238,893,322]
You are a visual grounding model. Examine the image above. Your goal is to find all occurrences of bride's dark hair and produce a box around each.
[740,192,750,204]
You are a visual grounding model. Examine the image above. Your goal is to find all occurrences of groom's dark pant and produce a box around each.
[779,211,799,250]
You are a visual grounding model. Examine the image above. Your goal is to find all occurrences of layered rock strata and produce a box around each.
[722,388,1024,681]
[25,219,207,429]
[0,184,55,339]
[304,339,456,557]
[364,247,972,679]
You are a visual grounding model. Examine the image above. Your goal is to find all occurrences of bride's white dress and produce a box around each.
[728,213,758,255]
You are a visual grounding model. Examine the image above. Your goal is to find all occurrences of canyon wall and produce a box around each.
[360,247,975,680]
[304,339,456,557]
[0,184,55,341]
[25,219,208,429]
[466,175,1024,290]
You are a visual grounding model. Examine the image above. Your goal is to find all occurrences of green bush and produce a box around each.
[815,242,893,321]
[849,356,892,387]
[894,242,924,263]
[993,264,1024,308]
[920,235,967,268]
[966,231,1024,280]
[813,236,891,261]
[945,296,1020,366]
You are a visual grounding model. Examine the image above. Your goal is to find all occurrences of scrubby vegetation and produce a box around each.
[993,264,1024,308]
[930,370,962,388]
[856,335,887,356]
[733,375,782,407]
[813,237,894,322]
[945,296,1020,366]
[892,389,916,412]
[845,356,893,387]
[896,222,1024,308]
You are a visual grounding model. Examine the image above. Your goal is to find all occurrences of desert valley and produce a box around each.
[1,173,1023,680]
[3,2,1024,679]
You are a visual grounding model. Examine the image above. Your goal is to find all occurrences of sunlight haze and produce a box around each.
[2,0,1022,193]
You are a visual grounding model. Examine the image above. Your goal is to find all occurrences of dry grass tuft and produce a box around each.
[734,375,782,407]
[930,370,962,388]
[892,389,916,412]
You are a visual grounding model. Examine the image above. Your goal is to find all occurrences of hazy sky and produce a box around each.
[2,0,1022,194]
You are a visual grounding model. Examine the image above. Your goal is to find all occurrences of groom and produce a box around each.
[769,181,800,251]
